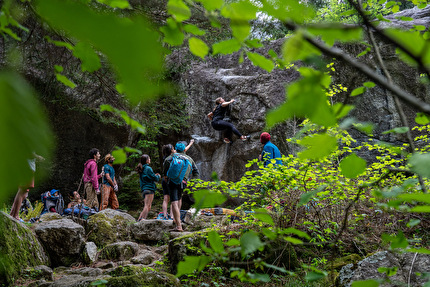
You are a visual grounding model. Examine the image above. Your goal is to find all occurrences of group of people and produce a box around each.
[9,97,282,229]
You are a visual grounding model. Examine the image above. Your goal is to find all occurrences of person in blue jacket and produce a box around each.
[259,132,282,167]
[136,154,160,221]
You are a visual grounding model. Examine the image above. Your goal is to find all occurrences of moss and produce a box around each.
[105,271,179,287]
[0,212,48,285]
[86,213,116,247]
[331,254,361,271]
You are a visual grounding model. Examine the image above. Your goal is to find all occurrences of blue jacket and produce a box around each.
[261,141,282,167]
[139,164,160,192]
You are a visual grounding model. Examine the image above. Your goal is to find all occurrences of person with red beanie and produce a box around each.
[259,132,282,167]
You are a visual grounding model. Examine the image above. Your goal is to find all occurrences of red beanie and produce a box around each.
[260,132,271,144]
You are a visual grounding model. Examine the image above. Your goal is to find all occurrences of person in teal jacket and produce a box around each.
[136,154,160,221]
[259,132,282,167]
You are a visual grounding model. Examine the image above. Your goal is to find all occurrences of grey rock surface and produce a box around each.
[131,219,174,242]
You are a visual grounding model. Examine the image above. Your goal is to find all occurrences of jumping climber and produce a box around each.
[207,97,247,144]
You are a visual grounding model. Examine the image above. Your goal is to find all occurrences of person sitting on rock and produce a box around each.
[68,191,86,208]
[207,97,247,144]
[41,189,60,213]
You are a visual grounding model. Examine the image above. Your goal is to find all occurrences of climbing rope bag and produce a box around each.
[167,154,191,185]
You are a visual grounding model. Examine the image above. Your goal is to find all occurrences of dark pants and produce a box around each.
[211,120,242,141]
[168,180,183,202]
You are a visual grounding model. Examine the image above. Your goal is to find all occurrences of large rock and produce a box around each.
[86,209,136,247]
[34,218,85,267]
[99,241,139,261]
[0,212,49,286]
[131,219,174,242]
[82,242,98,265]
[338,251,430,286]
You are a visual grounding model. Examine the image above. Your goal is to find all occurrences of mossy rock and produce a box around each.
[331,254,361,271]
[86,209,136,247]
[0,212,49,286]
[99,241,139,261]
[106,270,180,287]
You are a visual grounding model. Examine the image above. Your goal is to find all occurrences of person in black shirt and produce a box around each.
[207,97,247,144]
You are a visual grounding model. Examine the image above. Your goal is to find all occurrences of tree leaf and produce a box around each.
[112,148,127,164]
[36,0,165,105]
[183,24,206,36]
[382,127,409,134]
[96,0,130,9]
[0,71,53,204]
[409,153,430,178]
[246,51,274,72]
[55,73,77,88]
[282,32,321,63]
[351,280,380,287]
[282,228,311,240]
[160,18,185,46]
[208,230,225,254]
[350,87,366,97]
[298,185,326,206]
[415,112,430,125]
[253,208,274,225]
[298,134,337,160]
[363,81,375,88]
[305,271,326,281]
[73,41,101,72]
[195,0,224,11]
[407,219,421,227]
[307,26,362,46]
[176,255,212,277]
[259,0,314,23]
[267,68,335,128]
[193,189,227,213]
[167,0,191,22]
[212,39,241,55]
[340,153,367,178]
[189,37,209,59]
[45,36,74,50]
[240,231,265,257]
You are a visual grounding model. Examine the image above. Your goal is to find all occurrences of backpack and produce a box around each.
[167,154,192,185]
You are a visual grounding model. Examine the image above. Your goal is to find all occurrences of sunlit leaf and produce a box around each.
[55,73,77,88]
[189,37,209,59]
[73,42,101,72]
[357,47,371,57]
[298,134,337,160]
[176,255,212,277]
[112,148,127,164]
[378,266,398,276]
[45,36,74,50]
[96,0,130,9]
[212,39,241,55]
[0,71,53,204]
[195,0,224,11]
[386,28,430,66]
[100,104,146,133]
[382,127,409,134]
[259,0,315,23]
[36,0,165,105]
[410,205,430,212]
[407,247,430,254]
[246,51,274,72]
[305,271,327,281]
[245,39,263,48]
[267,68,335,128]
[340,153,366,178]
[183,24,206,35]
[333,103,354,119]
[167,0,191,22]
[282,228,311,240]
[351,280,380,287]
[415,112,430,125]
[363,81,375,88]
[350,87,366,97]
[284,236,303,244]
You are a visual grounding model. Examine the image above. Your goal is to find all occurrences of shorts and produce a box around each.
[168,180,183,202]
[142,190,155,198]
[162,178,169,196]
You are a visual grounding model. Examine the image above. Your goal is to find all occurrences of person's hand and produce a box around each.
[231,99,236,103]
[155,173,161,177]
[258,154,262,161]
[190,139,195,144]
[114,185,118,192]
[96,188,100,195]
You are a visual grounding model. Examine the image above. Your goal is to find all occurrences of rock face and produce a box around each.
[338,251,430,286]
[34,218,85,267]
[169,40,301,181]
[0,212,49,285]
[99,241,139,261]
[86,209,136,247]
